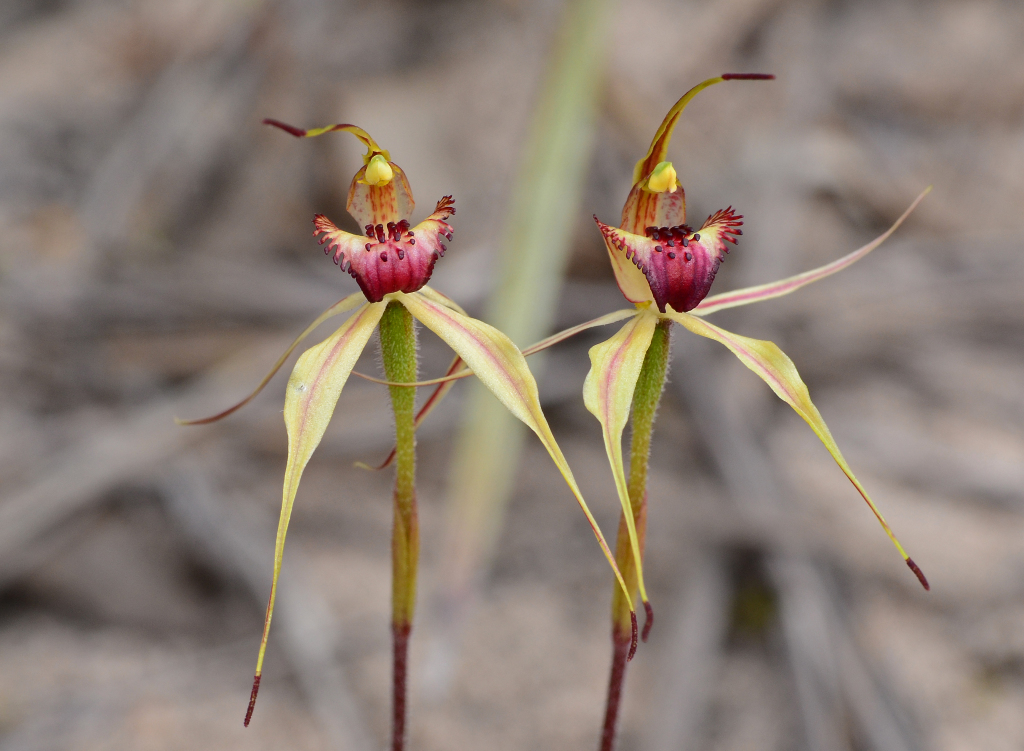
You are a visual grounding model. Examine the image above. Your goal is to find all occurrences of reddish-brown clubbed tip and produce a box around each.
[262,118,306,137]
[627,611,638,661]
[906,558,930,591]
[243,674,261,727]
[721,73,776,81]
[641,601,654,642]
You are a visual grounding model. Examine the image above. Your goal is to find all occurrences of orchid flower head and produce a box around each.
[263,119,454,303]
[597,74,772,314]
[579,74,931,604]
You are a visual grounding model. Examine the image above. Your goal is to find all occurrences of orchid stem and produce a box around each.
[600,319,671,751]
[380,301,419,751]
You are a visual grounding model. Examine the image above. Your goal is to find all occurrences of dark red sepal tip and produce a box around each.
[641,601,654,642]
[243,673,261,727]
[627,611,638,661]
[906,558,930,591]
[262,118,306,137]
[722,73,776,81]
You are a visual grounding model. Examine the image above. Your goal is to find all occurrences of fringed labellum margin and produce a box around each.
[315,196,455,303]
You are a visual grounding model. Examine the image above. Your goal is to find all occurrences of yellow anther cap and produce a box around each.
[364,154,394,187]
[647,161,678,193]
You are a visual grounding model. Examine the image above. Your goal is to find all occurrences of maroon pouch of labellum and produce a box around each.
[315,196,455,303]
[595,207,742,313]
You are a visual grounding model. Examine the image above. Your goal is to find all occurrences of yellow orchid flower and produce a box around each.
[179,119,635,747]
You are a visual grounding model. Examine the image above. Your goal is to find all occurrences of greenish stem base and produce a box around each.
[380,301,419,751]
[601,319,671,751]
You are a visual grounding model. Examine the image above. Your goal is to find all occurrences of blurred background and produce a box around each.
[1,0,1023,749]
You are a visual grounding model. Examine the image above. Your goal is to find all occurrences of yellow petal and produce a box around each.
[603,229,658,306]
[418,284,468,315]
[582,310,657,611]
[252,302,386,687]
[176,292,367,425]
[398,291,637,611]
[360,308,635,471]
[666,310,929,590]
[693,187,931,316]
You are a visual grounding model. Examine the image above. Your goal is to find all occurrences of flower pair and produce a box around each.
[184,74,929,751]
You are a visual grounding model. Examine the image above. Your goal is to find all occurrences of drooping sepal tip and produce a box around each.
[261,118,391,163]
[647,161,677,193]
[243,673,261,727]
[631,73,776,187]
[262,117,306,137]
[627,611,638,661]
[641,601,654,642]
[906,557,930,591]
[721,73,776,81]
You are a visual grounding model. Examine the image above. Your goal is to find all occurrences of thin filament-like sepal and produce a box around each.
[522,309,639,356]
[177,293,366,426]
[245,302,386,726]
[666,309,928,590]
[263,118,389,159]
[351,369,473,388]
[354,354,468,472]
[693,187,931,316]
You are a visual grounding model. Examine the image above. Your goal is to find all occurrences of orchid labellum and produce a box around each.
[180,120,634,750]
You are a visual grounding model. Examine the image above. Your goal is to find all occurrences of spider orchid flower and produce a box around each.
[179,120,635,746]
[579,74,930,750]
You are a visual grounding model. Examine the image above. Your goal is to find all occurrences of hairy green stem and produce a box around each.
[601,319,671,751]
[379,301,418,751]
